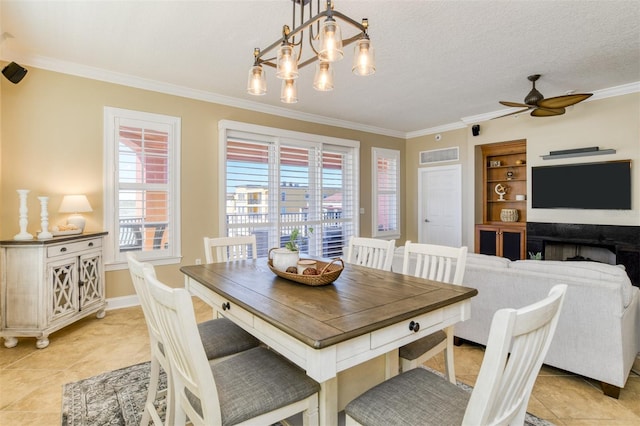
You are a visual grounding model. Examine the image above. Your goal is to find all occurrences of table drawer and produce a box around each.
[370,309,444,349]
[206,291,253,326]
[47,238,102,258]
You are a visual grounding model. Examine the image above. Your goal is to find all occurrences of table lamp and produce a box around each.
[58,195,93,232]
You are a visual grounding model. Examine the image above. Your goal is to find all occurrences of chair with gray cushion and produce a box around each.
[345,284,567,426]
[143,268,320,426]
[344,236,396,271]
[127,253,260,425]
[398,242,468,383]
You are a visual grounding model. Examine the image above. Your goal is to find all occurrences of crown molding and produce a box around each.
[3,50,638,141]
[1,51,406,139]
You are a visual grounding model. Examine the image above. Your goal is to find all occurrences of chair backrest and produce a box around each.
[126,252,163,348]
[144,269,223,425]
[463,284,567,425]
[401,241,468,285]
[345,237,396,271]
[203,235,257,264]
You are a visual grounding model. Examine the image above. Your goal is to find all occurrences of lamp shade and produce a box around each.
[280,79,298,103]
[247,65,267,95]
[313,62,334,91]
[276,44,299,80]
[352,37,375,76]
[318,18,343,62]
[59,195,93,213]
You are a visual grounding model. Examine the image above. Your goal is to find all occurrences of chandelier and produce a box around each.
[247,0,375,103]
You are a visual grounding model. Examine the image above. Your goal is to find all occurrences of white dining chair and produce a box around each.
[344,236,396,271]
[126,253,259,426]
[345,284,568,426]
[203,235,257,264]
[143,268,321,426]
[398,242,468,383]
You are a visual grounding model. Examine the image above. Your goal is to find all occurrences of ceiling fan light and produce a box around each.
[313,62,334,91]
[276,44,299,79]
[352,37,375,76]
[247,65,267,95]
[280,79,298,103]
[318,18,343,62]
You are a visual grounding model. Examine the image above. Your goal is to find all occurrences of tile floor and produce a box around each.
[1,300,639,425]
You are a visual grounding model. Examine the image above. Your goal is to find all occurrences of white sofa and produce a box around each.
[392,249,640,397]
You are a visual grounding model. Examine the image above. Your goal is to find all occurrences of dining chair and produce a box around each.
[398,242,468,383]
[126,253,260,426]
[344,236,396,271]
[143,268,321,426]
[345,284,568,426]
[203,235,257,264]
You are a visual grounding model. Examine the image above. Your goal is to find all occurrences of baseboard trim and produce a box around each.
[106,295,140,311]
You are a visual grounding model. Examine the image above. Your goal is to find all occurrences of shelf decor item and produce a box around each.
[14,189,34,241]
[37,196,53,239]
[500,208,519,222]
[494,183,507,201]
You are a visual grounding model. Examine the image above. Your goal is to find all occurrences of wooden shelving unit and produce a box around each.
[476,140,527,260]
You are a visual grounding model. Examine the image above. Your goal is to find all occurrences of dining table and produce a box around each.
[181,257,478,425]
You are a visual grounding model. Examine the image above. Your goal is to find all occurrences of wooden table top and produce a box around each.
[181,259,478,349]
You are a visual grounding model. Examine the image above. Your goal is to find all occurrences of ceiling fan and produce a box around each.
[495,74,592,119]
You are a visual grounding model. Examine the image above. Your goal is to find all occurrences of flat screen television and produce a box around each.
[531,160,632,209]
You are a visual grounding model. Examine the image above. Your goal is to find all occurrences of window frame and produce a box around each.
[103,107,181,270]
[219,120,360,255]
[372,147,401,239]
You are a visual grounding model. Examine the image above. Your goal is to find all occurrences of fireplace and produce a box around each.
[527,222,640,287]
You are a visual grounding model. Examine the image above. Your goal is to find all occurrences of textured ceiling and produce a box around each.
[1,1,639,136]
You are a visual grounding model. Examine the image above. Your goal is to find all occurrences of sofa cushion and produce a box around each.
[465,252,511,269]
[510,260,633,307]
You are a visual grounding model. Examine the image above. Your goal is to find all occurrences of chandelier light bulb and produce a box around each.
[313,62,334,91]
[280,79,298,103]
[247,65,267,95]
[352,37,375,76]
[276,44,299,79]
[319,18,343,62]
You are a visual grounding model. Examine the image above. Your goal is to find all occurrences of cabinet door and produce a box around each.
[476,226,499,256]
[501,228,524,260]
[48,257,79,322]
[79,252,103,310]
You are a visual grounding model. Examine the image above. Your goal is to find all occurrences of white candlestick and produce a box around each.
[14,189,34,240]
[37,196,53,239]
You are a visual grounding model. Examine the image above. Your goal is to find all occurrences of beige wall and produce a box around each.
[406,93,640,249]
[0,66,404,298]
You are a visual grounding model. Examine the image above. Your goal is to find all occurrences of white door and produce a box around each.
[418,165,462,246]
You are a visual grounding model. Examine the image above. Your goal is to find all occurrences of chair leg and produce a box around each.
[443,326,456,384]
[399,356,418,373]
[302,394,320,426]
[143,356,162,426]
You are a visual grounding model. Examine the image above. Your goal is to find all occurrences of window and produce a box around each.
[372,147,400,238]
[220,120,359,258]
[104,107,181,269]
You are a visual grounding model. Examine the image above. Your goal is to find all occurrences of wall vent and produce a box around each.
[420,147,459,164]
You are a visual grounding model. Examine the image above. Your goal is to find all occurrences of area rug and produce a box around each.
[61,362,554,425]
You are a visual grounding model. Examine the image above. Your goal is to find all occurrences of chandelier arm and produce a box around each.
[330,10,368,33]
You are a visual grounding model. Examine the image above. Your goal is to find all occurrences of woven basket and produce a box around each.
[268,258,344,286]
[500,208,519,222]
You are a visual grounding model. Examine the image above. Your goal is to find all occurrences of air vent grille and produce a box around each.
[420,147,459,164]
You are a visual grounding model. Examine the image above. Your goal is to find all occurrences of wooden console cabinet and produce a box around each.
[0,232,107,348]
[475,140,527,260]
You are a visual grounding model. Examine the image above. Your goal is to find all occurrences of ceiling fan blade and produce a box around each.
[492,107,531,119]
[537,93,593,109]
[499,101,531,108]
[531,107,565,117]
